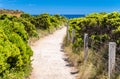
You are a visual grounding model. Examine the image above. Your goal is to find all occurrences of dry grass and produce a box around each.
[116,75,120,79]
[29,27,64,45]
[28,29,49,45]
[64,46,110,79]
[63,37,110,79]
[78,63,96,79]
[64,45,83,67]
[6,13,22,17]
[64,46,97,79]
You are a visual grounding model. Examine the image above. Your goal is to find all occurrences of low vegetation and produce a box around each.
[0,9,67,79]
[64,12,120,79]
[0,9,23,17]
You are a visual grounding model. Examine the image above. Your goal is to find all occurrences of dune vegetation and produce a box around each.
[63,12,120,79]
[0,9,67,79]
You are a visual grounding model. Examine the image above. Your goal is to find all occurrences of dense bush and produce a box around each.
[69,12,120,51]
[31,13,67,30]
[0,14,38,37]
[20,13,67,34]
[0,18,33,79]
[67,12,120,78]
[0,12,67,79]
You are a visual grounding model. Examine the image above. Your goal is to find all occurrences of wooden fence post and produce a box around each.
[67,26,70,41]
[108,42,116,79]
[72,29,75,43]
[84,34,88,63]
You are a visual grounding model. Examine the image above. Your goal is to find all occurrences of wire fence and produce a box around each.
[66,27,120,78]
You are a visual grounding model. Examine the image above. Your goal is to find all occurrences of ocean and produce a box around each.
[61,14,85,19]
[32,14,85,19]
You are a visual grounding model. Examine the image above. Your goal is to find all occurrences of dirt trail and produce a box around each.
[29,27,76,79]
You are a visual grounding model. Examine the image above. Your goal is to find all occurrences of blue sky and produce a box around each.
[0,0,120,14]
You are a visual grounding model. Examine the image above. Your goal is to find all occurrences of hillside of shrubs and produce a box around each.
[64,12,120,79]
[0,9,23,17]
[0,11,67,79]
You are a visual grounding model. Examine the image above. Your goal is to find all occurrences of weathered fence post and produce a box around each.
[84,34,88,63]
[72,29,75,43]
[108,42,116,79]
[67,26,70,41]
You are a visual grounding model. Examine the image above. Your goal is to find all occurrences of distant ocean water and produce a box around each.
[61,14,85,19]
[32,14,85,19]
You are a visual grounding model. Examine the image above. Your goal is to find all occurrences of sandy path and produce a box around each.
[29,27,76,79]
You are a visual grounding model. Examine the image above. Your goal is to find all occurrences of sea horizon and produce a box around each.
[32,14,85,19]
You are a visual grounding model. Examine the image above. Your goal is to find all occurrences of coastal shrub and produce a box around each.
[66,12,120,78]
[0,12,67,79]
[0,14,38,37]
[0,19,33,79]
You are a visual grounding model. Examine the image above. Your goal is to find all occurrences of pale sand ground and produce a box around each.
[29,27,76,79]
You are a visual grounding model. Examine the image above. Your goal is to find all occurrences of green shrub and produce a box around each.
[67,12,120,78]
[0,19,33,79]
